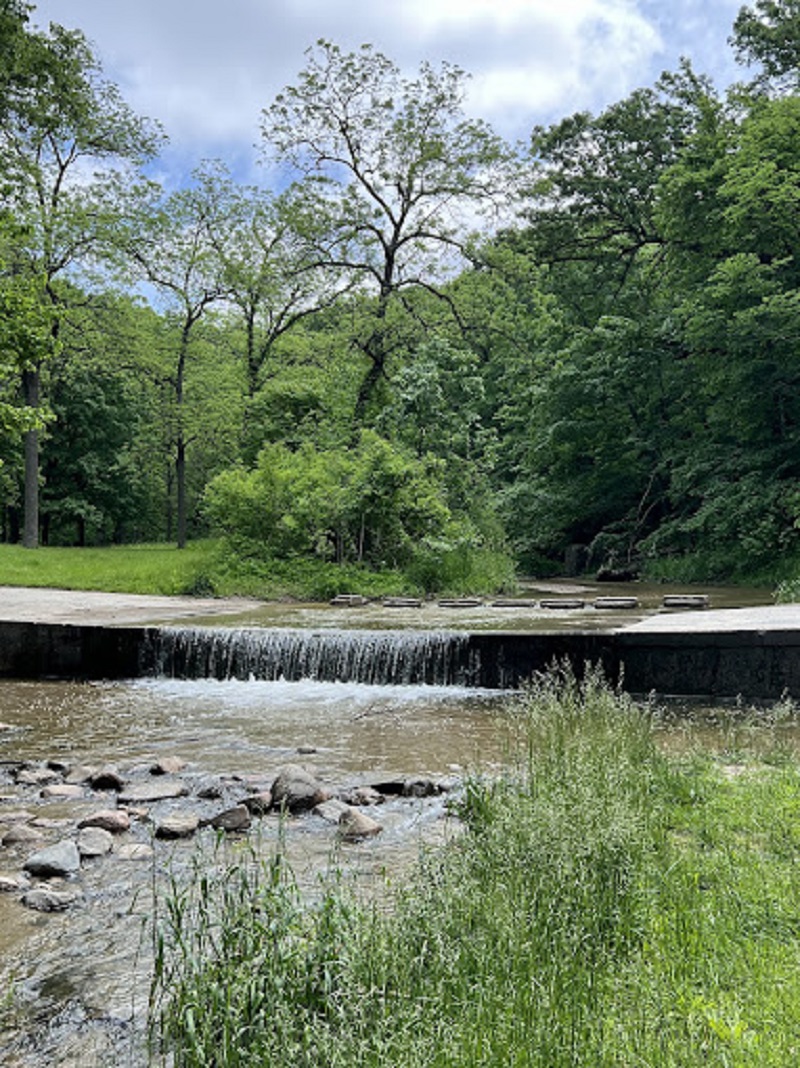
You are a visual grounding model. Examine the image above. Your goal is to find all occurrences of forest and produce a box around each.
[1,0,799,594]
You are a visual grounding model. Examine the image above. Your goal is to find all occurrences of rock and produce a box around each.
[115,843,154,861]
[241,791,272,816]
[30,817,73,830]
[0,809,35,825]
[340,786,384,806]
[45,759,70,774]
[297,745,317,755]
[78,809,131,835]
[2,824,45,846]
[0,872,29,892]
[63,765,98,785]
[22,886,84,912]
[314,798,351,824]
[403,778,442,798]
[40,783,85,800]
[151,756,187,776]
[271,764,331,813]
[0,722,16,732]
[77,826,114,857]
[15,766,60,787]
[118,780,189,804]
[338,809,383,841]
[206,805,251,833]
[24,839,81,878]
[155,814,199,840]
[89,766,125,792]
[195,778,225,800]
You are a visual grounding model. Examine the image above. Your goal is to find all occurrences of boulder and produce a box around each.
[89,766,125,792]
[151,756,187,776]
[340,785,384,807]
[64,765,98,785]
[241,791,272,816]
[338,809,383,841]
[314,798,351,824]
[77,827,114,857]
[155,814,199,840]
[271,764,331,813]
[206,805,251,833]
[15,765,60,787]
[24,839,81,878]
[78,809,131,835]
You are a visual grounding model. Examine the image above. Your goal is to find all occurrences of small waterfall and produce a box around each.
[146,627,482,686]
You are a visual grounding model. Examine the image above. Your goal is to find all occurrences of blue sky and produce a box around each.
[31,0,747,185]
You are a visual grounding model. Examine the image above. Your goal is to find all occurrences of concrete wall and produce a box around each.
[2,620,800,699]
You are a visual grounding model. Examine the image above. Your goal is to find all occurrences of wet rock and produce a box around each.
[338,808,383,841]
[151,756,187,776]
[297,745,317,755]
[2,823,45,846]
[0,722,16,732]
[115,843,154,861]
[0,808,35,825]
[24,839,81,878]
[195,778,225,800]
[64,764,98,785]
[40,783,85,800]
[118,780,189,804]
[15,765,60,787]
[77,826,114,857]
[206,805,251,833]
[155,814,199,840]
[314,798,351,824]
[22,886,84,912]
[241,791,272,816]
[45,759,71,774]
[0,872,30,892]
[340,785,384,806]
[271,764,331,813]
[89,766,125,792]
[403,778,443,799]
[29,816,73,830]
[78,809,131,835]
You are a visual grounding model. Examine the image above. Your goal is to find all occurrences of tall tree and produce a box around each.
[0,9,162,545]
[261,40,516,421]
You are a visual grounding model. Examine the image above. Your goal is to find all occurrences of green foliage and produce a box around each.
[151,672,800,1066]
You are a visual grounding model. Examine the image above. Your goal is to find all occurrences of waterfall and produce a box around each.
[146,627,481,686]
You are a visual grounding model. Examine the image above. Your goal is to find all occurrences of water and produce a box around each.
[0,675,513,1067]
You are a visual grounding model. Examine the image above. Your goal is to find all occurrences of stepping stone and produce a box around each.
[437,598,482,608]
[490,599,539,608]
[383,597,423,608]
[663,595,710,609]
[540,599,586,609]
[118,780,189,804]
[330,594,368,606]
[593,597,640,609]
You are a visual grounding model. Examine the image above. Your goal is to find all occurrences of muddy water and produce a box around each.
[0,677,514,1067]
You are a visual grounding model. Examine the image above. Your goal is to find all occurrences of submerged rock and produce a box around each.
[22,886,84,912]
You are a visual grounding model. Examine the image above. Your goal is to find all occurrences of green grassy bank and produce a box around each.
[0,540,516,600]
[150,673,800,1067]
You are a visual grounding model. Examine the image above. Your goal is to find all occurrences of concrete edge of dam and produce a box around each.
[2,619,800,699]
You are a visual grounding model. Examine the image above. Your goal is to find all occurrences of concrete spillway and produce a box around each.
[2,611,800,698]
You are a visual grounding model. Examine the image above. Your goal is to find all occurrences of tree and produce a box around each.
[0,10,162,546]
[261,40,516,421]
[732,0,800,92]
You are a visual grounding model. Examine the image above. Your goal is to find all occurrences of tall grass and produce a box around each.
[149,671,800,1066]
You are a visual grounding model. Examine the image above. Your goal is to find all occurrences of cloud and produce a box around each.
[30,0,743,179]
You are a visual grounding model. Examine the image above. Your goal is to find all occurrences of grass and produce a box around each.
[0,539,517,600]
[148,671,800,1066]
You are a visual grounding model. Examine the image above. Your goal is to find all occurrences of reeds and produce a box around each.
[150,668,800,1066]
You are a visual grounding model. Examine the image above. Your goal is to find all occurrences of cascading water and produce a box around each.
[146,627,483,686]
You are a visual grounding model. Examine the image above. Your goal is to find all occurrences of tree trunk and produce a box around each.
[176,436,187,549]
[22,368,40,549]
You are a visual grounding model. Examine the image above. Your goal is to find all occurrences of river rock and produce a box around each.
[64,764,98,785]
[403,778,443,798]
[115,843,154,861]
[151,756,187,776]
[315,798,351,824]
[30,816,73,829]
[0,722,16,732]
[195,777,225,800]
[340,785,384,806]
[241,790,272,816]
[89,766,125,792]
[15,765,60,787]
[271,764,331,813]
[206,805,251,833]
[78,809,131,834]
[77,826,114,857]
[338,809,383,841]
[22,886,84,912]
[0,872,29,892]
[40,783,85,800]
[2,823,45,846]
[155,814,199,840]
[24,839,81,878]
[118,780,189,804]
[0,809,35,824]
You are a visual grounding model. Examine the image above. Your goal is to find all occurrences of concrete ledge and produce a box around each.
[2,620,800,699]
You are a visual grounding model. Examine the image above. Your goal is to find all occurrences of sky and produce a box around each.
[30,0,748,186]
